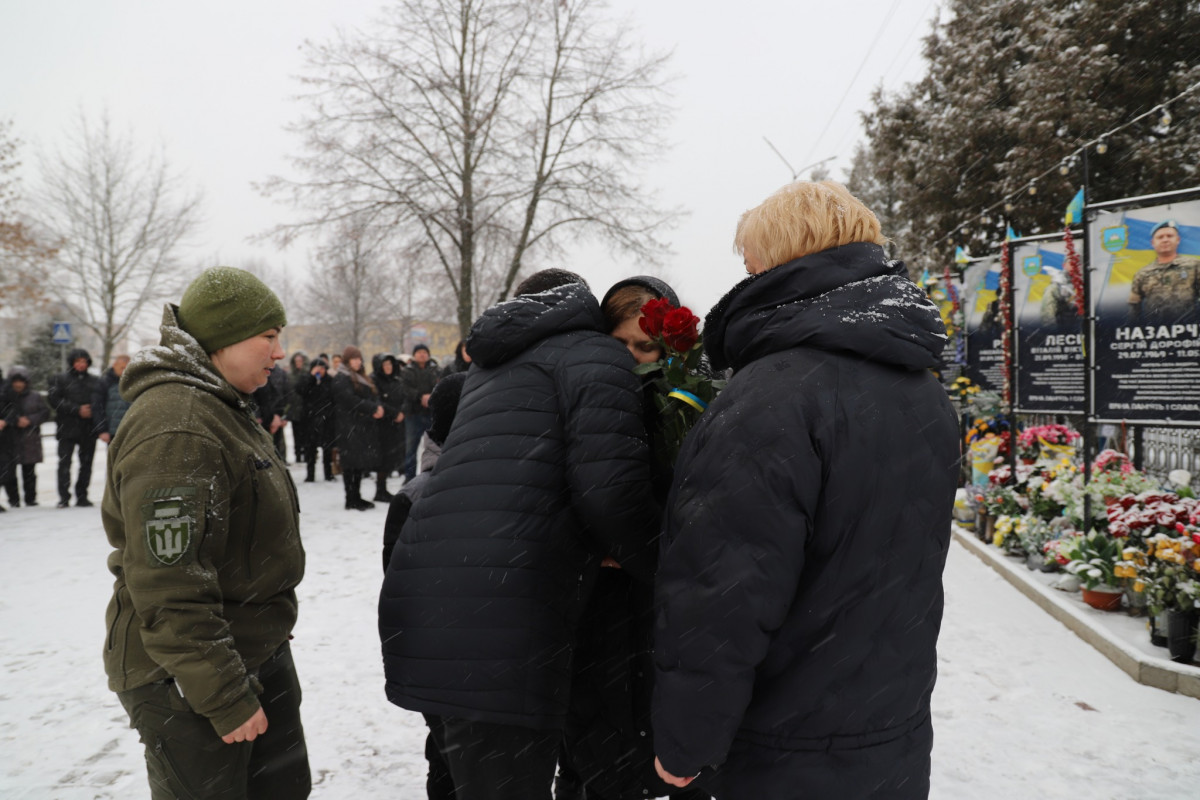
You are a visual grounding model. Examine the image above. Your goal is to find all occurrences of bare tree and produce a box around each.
[0,119,55,313]
[261,0,677,338]
[31,111,202,366]
[300,218,411,346]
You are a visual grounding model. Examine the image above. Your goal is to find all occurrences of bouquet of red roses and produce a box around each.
[633,298,725,466]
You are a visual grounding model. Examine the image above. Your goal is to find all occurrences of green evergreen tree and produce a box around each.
[850,0,1200,272]
[14,319,67,391]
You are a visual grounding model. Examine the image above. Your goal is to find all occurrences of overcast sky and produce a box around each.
[2,0,942,338]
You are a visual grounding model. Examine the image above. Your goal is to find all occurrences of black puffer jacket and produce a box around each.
[652,243,960,798]
[379,282,659,730]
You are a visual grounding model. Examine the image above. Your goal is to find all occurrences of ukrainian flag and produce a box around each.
[1064,188,1084,225]
[1104,217,1200,286]
[1025,249,1066,303]
[974,264,1001,312]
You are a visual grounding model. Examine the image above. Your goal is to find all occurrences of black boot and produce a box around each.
[352,471,374,510]
[344,471,375,510]
[373,471,393,502]
[305,462,315,483]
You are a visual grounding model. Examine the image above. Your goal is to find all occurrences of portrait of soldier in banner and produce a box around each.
[1128,219,1200,323]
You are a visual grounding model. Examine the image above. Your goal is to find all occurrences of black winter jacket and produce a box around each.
[92,367,131,437]
[331,367,382,471]
[6,374,50,464]
[298,370,335,447]
[372,354,406,473]
[652,243,960,797]
[379,282,660,730]
[399,360,439,416]
[48,349,103,441]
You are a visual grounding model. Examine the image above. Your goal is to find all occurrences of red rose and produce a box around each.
[639,298,673,338]
[661,306,701,353]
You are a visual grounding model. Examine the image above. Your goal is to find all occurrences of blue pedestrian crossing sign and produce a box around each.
[52,321,73,344]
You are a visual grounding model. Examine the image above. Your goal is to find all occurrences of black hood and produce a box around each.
[467,282,605,368]
[372,352,399,379]
[66,347,93,369]
[704,242,948,373]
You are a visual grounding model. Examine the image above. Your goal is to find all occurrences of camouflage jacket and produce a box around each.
[101,305,304,737]
[1129,255,1200,322]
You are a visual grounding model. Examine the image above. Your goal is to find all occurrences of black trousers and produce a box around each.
[5,463,36,505]
[305,443,333,481]
[57,437,96,503]
[430,717,560,800]
[117,642,310,800]
[292,420,311,463]
[342,468,365,502]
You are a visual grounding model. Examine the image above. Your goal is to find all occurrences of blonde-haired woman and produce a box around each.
[651,181,960,799]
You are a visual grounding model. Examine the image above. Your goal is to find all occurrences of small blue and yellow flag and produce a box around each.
[954,246,969,264]
[1006,225,1017,242]
[1064,188,1084,225]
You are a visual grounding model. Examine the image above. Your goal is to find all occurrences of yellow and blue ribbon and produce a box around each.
[668,388,707,412]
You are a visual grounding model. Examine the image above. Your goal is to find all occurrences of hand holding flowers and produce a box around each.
[634,298,725,467]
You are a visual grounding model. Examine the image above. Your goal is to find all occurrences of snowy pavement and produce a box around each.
[2,444,1199,799]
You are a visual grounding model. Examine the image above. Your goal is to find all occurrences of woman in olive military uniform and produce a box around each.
[101,267,310,800]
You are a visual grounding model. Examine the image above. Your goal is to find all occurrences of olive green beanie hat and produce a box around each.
[177,267,288,354]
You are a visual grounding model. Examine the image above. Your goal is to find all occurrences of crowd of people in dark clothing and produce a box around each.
[0,349,130,511]
[0,341,467,515]
[248,342,468,511]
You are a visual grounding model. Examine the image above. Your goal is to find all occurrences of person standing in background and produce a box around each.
[93,354,131,445]
[49,347,102,508]
[399,344,439,481]
[287,352,310,465]
[3,367,50,508]
[332,345,384,510]
[0,371,12,513]
[440,339,472,376]
[299,357,336,483]
[371,353,404,501]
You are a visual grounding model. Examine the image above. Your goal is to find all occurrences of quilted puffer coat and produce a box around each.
[379,282,660,730]
[652,243,960,799]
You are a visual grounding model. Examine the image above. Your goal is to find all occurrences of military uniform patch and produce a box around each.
[143,498,196,566]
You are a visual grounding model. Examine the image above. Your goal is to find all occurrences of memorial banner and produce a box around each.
[962,256,1005,393]
[1089,199,1200,423]
[1012,239,1084,412]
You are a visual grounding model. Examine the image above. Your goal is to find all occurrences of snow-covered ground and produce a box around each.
[2,439,1199,799]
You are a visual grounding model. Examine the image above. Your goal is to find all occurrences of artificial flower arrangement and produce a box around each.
[1085,450,1159,503]
[1016,423,1081,462]
[1103,491,1199,546]
[1064,529,1125,591]
[633,298,726,468]
[950,376,981,403]
[992,514,1025,553]
[1015,516,1057,560]
[978,483,1022,517]
[1138,525,1200,615]
[965,415,1011,457]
